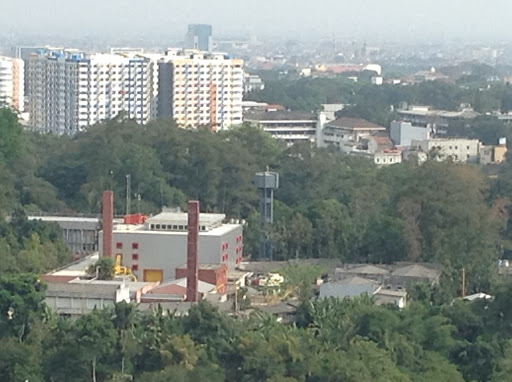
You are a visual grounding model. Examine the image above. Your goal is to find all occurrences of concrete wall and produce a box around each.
[390,121,430,146]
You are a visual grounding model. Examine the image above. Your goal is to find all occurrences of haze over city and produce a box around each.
[2,0,511,42]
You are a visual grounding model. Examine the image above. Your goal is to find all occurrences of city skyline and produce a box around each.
[1,0,511,43]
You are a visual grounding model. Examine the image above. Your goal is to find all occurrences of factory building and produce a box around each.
[99,208,243,283]
[28,216,101,254]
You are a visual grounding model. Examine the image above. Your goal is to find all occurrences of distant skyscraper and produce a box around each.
[0,55,24,111]
[28,50,153,135]
[185,24,213,52]
[157,49,244,131]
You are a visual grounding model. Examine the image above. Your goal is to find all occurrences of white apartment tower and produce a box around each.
[0,56,24,111]
[158,50,244,130]
[28,50,152,135]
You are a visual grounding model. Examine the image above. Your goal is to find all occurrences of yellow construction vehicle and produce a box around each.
[114,254,137,281]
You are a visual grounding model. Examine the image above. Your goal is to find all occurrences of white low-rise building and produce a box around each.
[374,150,402,166]
[318,117,387,154]
[411,138,480,163]
[244,110,320,146]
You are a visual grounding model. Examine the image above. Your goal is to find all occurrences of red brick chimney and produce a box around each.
[102,191,114,258]
[186,201,200,302]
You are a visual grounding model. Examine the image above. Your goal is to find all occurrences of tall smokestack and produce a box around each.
[102,191,114,258]
[186,200,200,302]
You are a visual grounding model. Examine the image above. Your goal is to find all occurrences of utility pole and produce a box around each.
[126,174,131,215]
[461,268,466,298]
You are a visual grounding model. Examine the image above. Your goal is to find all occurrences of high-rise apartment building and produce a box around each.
[28,50,153,135]
[157,49,244,130]
[0,55,24,111]
[185,24,213,52]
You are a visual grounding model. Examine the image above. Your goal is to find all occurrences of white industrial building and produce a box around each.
[0,55,24,111]
[99,209,243,283]
[157,49,244,130]
[28,49,153,134]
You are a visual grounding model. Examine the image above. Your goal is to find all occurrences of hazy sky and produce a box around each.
[2,0,510,42]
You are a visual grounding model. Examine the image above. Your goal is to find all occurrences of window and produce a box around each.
[172,225,178,230]
[455,146,458,150]
[467,146,470,149]
[132,254,139,261]
[178,225,184,230]
[131,264,139,271]
[116,242,123,249]
[156,224,161,229]
[132,243,139,250]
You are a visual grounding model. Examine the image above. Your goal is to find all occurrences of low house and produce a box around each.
[257,301,299,324]
[319,276,381,299]
[140,278,217,303]
[374,289,407,309]
[335,265,390,284]
[388,264,441,289]
[318,117,387,154]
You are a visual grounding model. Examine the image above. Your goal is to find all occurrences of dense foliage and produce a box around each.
[0,109,511,295]
[1,286,512,382]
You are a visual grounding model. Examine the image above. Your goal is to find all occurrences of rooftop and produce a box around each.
[145,210,225,230]
[244,110,317,122]
[375,289,408,298]
[326,117,386,130]
[50,253,99,277]
[398,108,479,120]
[333,276,380,286]
[147,278,216,295]
[391,264,441,279]
[337,264,390,275]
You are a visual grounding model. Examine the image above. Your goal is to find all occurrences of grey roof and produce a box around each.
[244,110,317,122]
[326,117,386,130]
[391,264,441,279]
[398,108,479,120]
[45,282,121,299]
[375,289,407,298]
[332,276,380,286]
[146,211,225,228]
[337,264,390,275]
